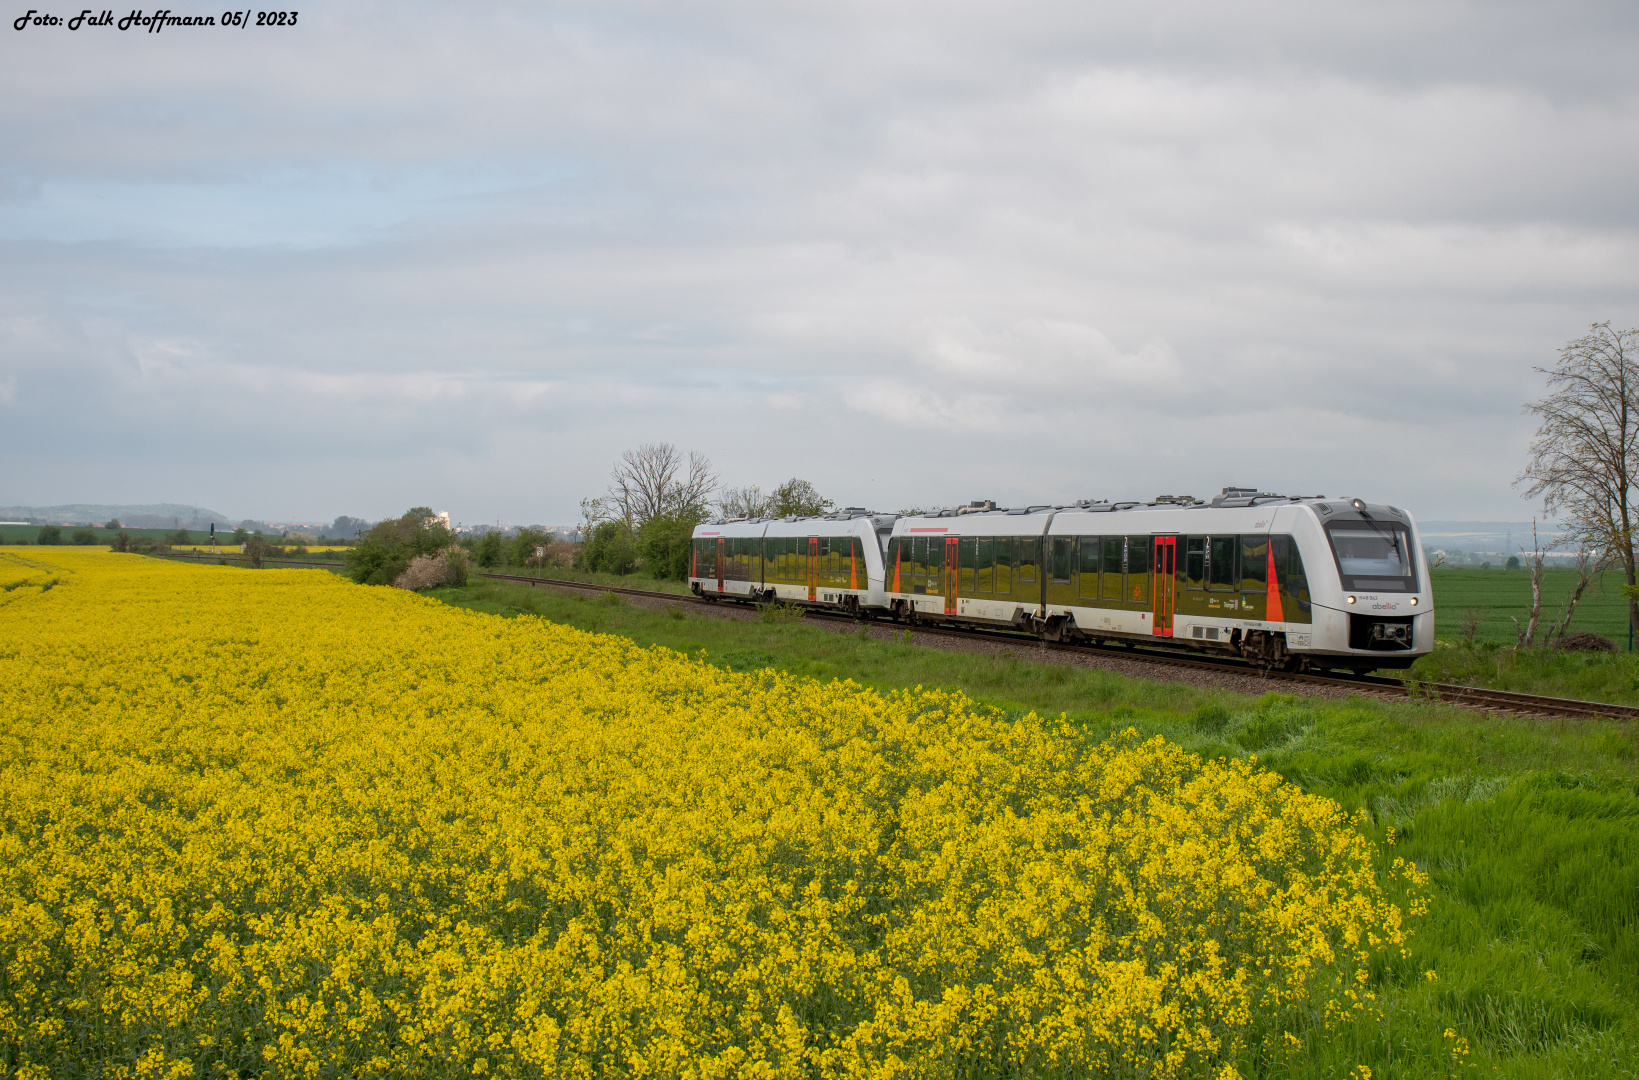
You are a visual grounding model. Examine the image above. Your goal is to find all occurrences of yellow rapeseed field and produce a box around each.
[0,549,1425,1079]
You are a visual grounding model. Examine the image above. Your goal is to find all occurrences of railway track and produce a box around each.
[159,554,1639,723]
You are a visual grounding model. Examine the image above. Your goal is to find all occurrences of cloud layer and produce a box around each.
[3,0,1637,522]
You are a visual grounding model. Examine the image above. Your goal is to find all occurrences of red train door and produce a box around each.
[944,537,959,615]
[1152,535,1175,636]
[807,537,818,601]
[716,538,725,593]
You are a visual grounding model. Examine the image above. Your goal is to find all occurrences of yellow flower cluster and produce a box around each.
[0,550,1422,1079]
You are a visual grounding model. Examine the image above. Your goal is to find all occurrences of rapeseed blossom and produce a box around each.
[0,550,1423,1078]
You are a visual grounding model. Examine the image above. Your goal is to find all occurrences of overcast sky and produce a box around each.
[4,0,1637,526]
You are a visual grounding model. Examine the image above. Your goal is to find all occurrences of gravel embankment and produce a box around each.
[531,580,1398,705]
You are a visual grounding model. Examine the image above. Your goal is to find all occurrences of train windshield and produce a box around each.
[1325,520,1419,592]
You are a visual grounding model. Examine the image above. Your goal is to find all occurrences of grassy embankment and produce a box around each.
[427,576,1639,1078]
[1405,567,1639,705]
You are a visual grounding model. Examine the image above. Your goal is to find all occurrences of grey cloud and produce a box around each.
[2,0,1636,522]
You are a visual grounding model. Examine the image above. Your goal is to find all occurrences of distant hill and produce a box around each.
[0,503,234,528]
[1417,521,1571,554]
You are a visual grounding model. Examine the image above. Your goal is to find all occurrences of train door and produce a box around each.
[716,538,725,594]
[1152,535,1176,636]
[944,537,959,615]
[807,537,818,601]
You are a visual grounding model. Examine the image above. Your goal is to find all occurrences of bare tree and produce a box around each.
[1510,521,1548,649]
[675,450,719,517]
[717,484,769,520]
[603,443,719,528]
[1517,322,1639,643]
[1544,545,1602,646]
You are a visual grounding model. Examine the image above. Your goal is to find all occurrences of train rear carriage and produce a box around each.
[690,510,897,614]
[884,506,1052,628]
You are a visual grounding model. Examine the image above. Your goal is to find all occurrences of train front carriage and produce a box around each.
[887,491,1433,672]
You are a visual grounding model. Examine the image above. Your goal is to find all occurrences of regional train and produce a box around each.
[689,488,1433,672]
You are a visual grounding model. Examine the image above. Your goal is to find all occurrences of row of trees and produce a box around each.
[575,443,836,579]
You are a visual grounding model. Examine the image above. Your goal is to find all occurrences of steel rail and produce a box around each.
[155,555,1637,722]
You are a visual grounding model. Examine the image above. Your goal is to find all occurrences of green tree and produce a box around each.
[104,518,120,530]
[581,521,637,575]
[231,527,250,545]
[345,507,455,586]
[111,531,131,553]
[1505,555,1521,570]
[475,531,503,568]
[768,478,834,518]
[638,509,704,580]
[509,528,548,569]
[36,526,62,545]
[71,529,99,545]
[169,529,193,545]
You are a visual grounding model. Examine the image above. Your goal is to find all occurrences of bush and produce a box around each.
[1557,631,1616,652]
[36,526,62,545]
[111,532,131,553]
[71,529,99,546]
[346,507,455,586]
[638,510,703,580]
[240,536,273,569]
[169,529,193,545]
[393,546,470,590]
[103,518,120,530]
[581,521,638,575]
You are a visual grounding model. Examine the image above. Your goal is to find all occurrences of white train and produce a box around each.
[690,489,1432,672]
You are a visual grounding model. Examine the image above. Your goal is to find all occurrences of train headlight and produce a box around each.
[1346,595,1357,604]
[1410,596,1418,606]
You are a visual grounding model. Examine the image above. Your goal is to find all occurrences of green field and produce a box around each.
[0,524,225,545]
[1429,566,1634,647]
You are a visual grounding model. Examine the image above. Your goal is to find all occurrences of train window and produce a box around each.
[1325,521,1418,592]
[1103,537,1124,600]
[1078,537,1100,598]
[911,536,926,578]
[1018,538,1037,583]
[1208,536,1237,589]
[1127,537,1150,603]
[1051,537,1073,584]
[994,537,1012,594]
[1241,537,1268,591]
[1185,537,1206,589]
[975,538,994,592]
